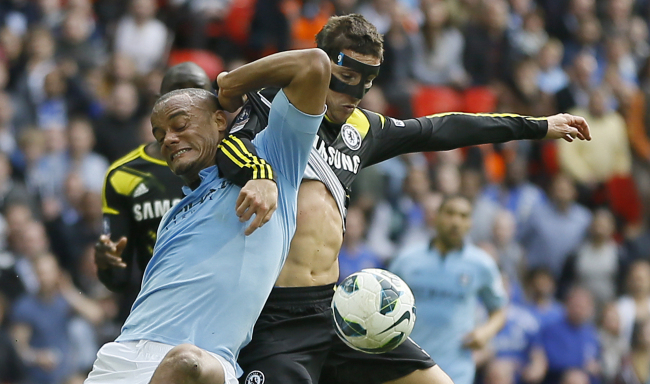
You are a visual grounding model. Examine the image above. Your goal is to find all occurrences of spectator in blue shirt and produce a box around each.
[541,286,601,384]
[337,206,383,283]
[390,194,508,384]
[492,276,548,384]
[519,174,592,278]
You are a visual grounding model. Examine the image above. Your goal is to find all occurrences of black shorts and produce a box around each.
[238,285,435,384]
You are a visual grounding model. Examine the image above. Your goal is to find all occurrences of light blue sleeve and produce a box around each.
[253,89,324,188]
[478,255,509,312]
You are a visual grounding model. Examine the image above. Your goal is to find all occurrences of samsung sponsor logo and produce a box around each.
[133,199,182,221]
[314,138,361,174]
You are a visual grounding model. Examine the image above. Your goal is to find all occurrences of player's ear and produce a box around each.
[212,110,228,134]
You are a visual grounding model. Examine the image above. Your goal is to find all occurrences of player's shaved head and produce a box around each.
[153,88,220,115]
[160,62,212,95]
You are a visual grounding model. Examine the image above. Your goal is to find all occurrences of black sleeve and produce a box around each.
[557,253,577,300]
[97,169,135,292]
[216,90,277,187]
[364,112,549,167]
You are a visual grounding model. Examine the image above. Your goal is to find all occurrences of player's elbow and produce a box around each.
[299,49,331,88]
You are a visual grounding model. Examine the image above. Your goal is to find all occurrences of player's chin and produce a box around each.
[170,159,194,176]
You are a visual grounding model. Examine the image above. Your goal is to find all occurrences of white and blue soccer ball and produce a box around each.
[332,268,416,354]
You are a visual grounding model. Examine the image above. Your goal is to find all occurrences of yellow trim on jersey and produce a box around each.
[101,146,143,214]
[110,170,144,196]
[345,109,371,139]
[426,112,548,121]
[230,136,272,179]
[101,144,168,214]
[139,144,168,166]
[221,136,274,180]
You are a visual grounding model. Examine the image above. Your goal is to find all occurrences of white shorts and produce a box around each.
[84,340,238,384]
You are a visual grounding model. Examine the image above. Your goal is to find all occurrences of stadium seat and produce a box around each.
[606,175,643,224]
[464,87,497,113]
[168,49,224,80]
[411,86,464,117]
[205,0,256,45]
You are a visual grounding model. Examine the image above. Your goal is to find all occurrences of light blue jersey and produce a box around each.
[116,90,322,374]
[390,242,508,384]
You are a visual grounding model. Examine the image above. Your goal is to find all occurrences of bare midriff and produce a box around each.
[275,180,343,287]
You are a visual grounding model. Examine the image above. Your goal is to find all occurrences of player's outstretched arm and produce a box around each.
[365,111,591,167]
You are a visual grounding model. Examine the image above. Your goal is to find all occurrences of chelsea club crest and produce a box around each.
[341,124,362,150]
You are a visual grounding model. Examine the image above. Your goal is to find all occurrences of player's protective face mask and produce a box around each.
[329,52,380,100]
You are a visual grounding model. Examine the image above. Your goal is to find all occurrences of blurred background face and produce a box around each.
[64,172,86,210]
[110,82,139,121]
[131,0,157,20]
[344,207,366,245]
[16,221,49,259]
[423,192,443,229]
[435,164,460,195]
[422,0,449,28]
[601,302,620,334]
[436,197,472,249]
[550,175,576,207]
[572,53,597,87]
[628,262,650,297]
[484,0,508,32]
[109,54,137,83]
[590,209,615,241]
[588,88,610,117]
[539,42,563,70]
[27,29,55,61]
[43,69,66,98]
[493,211,515,246]
[67,118,95,157]
[528,271,556,300]
[404,168,431,201]
[35,254,60,293]
[62,10,91,44]
[460,168,483,200]
[566,287,595,325]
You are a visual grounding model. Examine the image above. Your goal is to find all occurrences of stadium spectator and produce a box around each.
[483,156,545,226]
[463,0,514,85]
[537,39,570,94]
[599,302,628,383]
[492,210,525,291]
[337,206,383,282]
[56,9,107,75]
[617,260,650,345]
[113,0,170,75]
[558,208,627,307]
[519,174,591,277]
[491,276,548,384]
[92,81,142,162]
[0,292,24,383]
[560,88,631,203]
[524,268,565,327]
[409,0,468,87]
[10,253,104,384]
[615,319,650,384]
[556,52,599,113]
[540,286,600,384]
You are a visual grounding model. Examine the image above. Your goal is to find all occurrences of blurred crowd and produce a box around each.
[1,0,650,383]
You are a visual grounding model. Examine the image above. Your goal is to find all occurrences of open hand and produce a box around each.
[236,179,278,236]
[94,235,128,270]
[545,113,592,142]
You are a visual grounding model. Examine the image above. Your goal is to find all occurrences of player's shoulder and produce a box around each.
[106,145,148,175]
[463,243,498,267]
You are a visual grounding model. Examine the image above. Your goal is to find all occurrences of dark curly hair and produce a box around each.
[315,14,384,62]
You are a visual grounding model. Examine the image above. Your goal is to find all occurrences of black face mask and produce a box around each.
[329,52,380,99]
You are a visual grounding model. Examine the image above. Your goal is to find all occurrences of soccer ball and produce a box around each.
[332,268,416,354]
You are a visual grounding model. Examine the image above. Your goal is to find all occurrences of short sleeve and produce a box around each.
[478,255,508,312]
[253,89,324,189]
